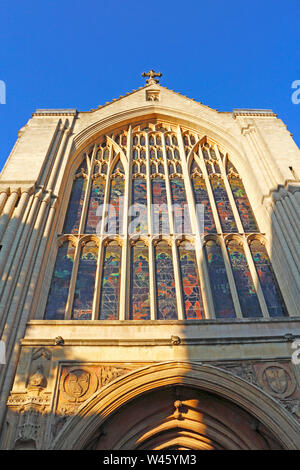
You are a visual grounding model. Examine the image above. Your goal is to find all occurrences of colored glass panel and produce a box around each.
[202,148,209,160]
[172,135,178,146]
[250,240,287,317]
[174,149,180,160]
[192,175,216,234]
[151,178,169,234]
[214,162,221,174]
[130,243,150,320]
[99,243,121,320]
[227,239,262,317]
[72,241,98,320]
[45,242,75,319]
[63,176,86,234]
[229,175,259,232]
[206,162,213,175]
[210,148,217,160]
[170,178,192,234]
[85,176,106,234]
[155,242,177,319]
[211,176,237,232]
[130,178,147,234]
[205,240,235,318]
[76,158,87,174]
[179,243,204,319]
[106,176,124,234]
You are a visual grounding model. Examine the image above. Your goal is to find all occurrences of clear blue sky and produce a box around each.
[1,0,300,171]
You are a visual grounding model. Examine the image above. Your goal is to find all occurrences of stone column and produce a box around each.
[0,190,20,242]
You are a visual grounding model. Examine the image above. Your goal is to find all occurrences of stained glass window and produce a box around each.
[170,177,192,234]
[130,178,147,234]
[151,178,169,235]
[192,175,216,234]
[63,176,87,234]
[72,241,98,320]
[179,242,204,319]
[45,125,289,322]
[106,176,124,234]
[85,176,106,234]
[99,242,121,320]
[229,175,258,232]
[155,242,177,319]
[249,239,287,317]
[210,176,237,232]
[45,241,75,319]
[205,240,235,318]
[130,242,150,320]
[227,239,262,318]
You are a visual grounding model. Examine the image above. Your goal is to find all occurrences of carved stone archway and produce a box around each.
[51,362,300,450]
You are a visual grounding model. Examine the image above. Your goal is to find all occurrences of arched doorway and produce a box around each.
[51,362,300,450]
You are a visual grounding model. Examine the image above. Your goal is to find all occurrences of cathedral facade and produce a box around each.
[0,73,300,450]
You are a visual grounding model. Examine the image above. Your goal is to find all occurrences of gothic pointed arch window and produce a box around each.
[190,159,216,234]
[226,238,263,318]
[72,240,98,320]
[204,239,235,318]
[178,241,204,319]
[130,241,150,320]
[45,239,75,320]
[106,158,125,235]
[155,240,177,319]
[226,159,258,232]
[43,122,288,321]
[99,241,122,320]
[63,160,88,234]
[249,238,287,317]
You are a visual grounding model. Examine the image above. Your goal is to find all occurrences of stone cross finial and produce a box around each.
[142,69,162,85]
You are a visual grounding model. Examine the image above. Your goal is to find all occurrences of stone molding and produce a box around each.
[50,361,300,450]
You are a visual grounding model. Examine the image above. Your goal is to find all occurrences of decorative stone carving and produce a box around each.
[31,347,51,361]
[146,90,160,102]
[99,366,130,387]
[52,364,132,440]
[212,360,300,426]
[173,400,183,420]
[54,336,64,346]
[62,367,98,403]
[27,365,46,392]
[57,365,131,417]
[257,362,296,399]
[280,399,300,422]
[171,335,181,346]
[7,392,52,450]
[216,362,257,385]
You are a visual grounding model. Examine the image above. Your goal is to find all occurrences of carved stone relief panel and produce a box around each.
[51,363,141,441]
[211,360,300,423]
[6,347,52,449]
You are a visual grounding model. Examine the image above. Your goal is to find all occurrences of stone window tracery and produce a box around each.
[44,122,288,320]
